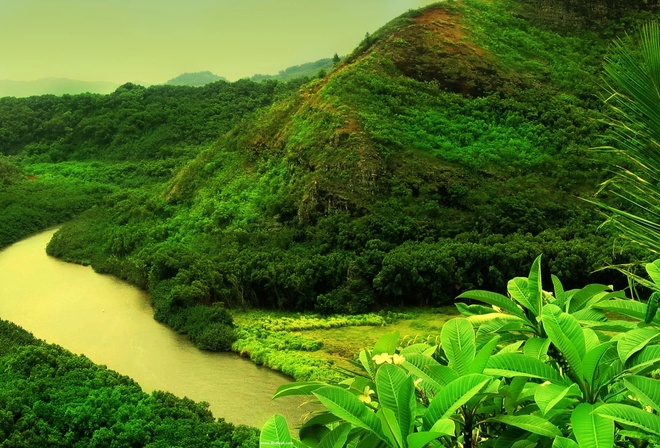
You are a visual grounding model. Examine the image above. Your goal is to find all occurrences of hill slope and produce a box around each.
[48,0,648,346]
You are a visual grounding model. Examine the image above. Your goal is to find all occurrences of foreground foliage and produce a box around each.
[0,319,258,448]
[264,256,660,447]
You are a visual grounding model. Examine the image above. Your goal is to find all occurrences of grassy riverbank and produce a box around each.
[231,308,458,381]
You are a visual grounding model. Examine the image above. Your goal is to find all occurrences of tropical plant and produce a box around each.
[595,21,660,255]
[263,258,660,447]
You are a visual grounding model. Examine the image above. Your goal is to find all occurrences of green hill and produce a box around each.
[251,58,335,82]
[165,71,228,87]
[37,0,657,347]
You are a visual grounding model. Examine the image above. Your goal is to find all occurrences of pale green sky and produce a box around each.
[0,0,437,84]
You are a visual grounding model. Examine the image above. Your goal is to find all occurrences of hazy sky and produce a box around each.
[0,0,437,85]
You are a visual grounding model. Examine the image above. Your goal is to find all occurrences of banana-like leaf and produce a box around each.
[376,364,415,437]
[406,432,443,448]
[429,418,455,436]
[552,437,580,448]
[440,318,475,376]
[571,308,606,323]
[581,319,637,332]
[527,255,543,317]
[469,335,500,374]
[582,341,614,386]
[552,274,566,310]
[535,383,580,416]
[274,381,327,399]
[261,414,293,448]
[401,354,444,392]
[456,289,526,320]
[313,386,386,441]
[422,374,490,430]
[509,277,537,318]
[624,376,660,413]
[646,259,660,286]
[318,423,352,448]
[373,331,400,356]
[475,316,530,338]
[541,304,585,380]
[593,299,647,322]
[359,350,375,379]
[567,284,612,314]
[455,303,499,317]
[594,403,660,437]
[498,340,524,354]
[485,353,562,383]
[626,344,660,371]
[467,313,527,327]
[617,328,660,364]
[377,407,403,448]
[571,403,614,448]
[488,414,561,438]
[646,292,660,324]
[400,344,433,356]
[524,337,550,360]
[504,376,528,415]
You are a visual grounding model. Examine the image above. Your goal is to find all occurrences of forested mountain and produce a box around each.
[165,71,227,87]
[1,0,657,351]
[251,58,335,82]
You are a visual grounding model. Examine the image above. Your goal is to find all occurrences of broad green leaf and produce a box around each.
[594,403,660,436]
[313,386,385,441]
[455,302,498,317]
[571,403,613,448]
[535,383,580,415]
[274,382,327,399]
[581,319,637,332]
[426,365,458,386]
[488,414,561,438]
[401,354,444,392]
[552,437,580,448]
[567,284,610,314]
[552,274,566,309]
[377,407,403,448]
[469,335,500,374]
[617,328,660,364]
[527,255,543,318]
[582,342,614,386]
[359,350,375,379]
[355,433,383,448]
[509,277,536,317]
[571,308,606,323]
[582,328,601,353]
[261,414,293,448]
[373,331,400,356]
[524,337,550,360]
[626,344,660,371]
[375,364,415,437]
[485,352,563,382]
[475,316,530,337]
[440,318,475,376]
[456,289,526,319]
[422,374,490,430]
[504,376,528,414]
[646,259,660,286]
[498,340,524,354]
[318,423,352,448]
[594,299,647,321]
[429,419,455,436]
[400,344,433,357]
[624,376,660,413]
[467,313,526,327]
[646,292,660,324]
[407,432,443,448]
[541,304,585,380]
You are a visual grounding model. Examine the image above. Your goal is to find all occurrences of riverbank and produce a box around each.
[230,308,457,382]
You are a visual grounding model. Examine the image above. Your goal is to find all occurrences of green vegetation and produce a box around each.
[251,58,335,82]
[0,318,259,447]
[41,0,656,351]
[165,71,227,87]
[264,256,660,447]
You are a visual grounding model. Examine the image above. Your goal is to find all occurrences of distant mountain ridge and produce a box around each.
[164,71,227,87]
[0,78,119,98]
[251,58,334,82]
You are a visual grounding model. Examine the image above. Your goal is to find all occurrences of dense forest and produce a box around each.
[1,0,660,445]
[0,0,657,351]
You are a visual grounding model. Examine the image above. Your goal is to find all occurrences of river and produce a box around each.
[0,229,305,427]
